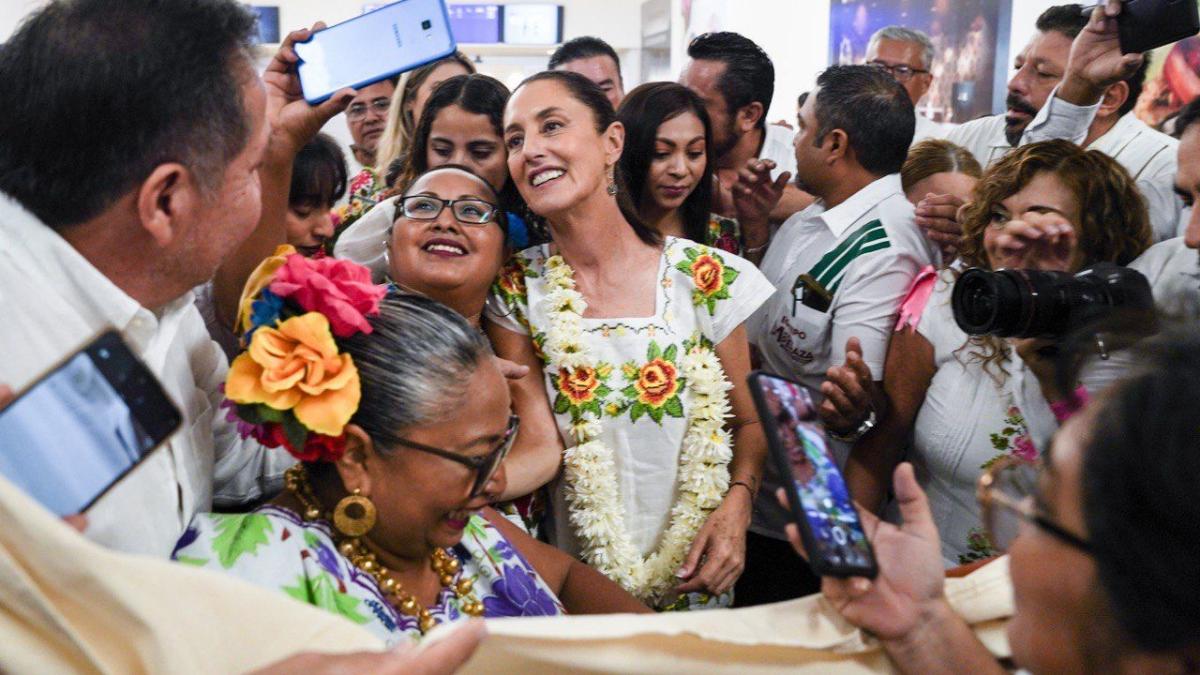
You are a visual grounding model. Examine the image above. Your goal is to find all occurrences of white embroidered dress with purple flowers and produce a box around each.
[172,506,564,645]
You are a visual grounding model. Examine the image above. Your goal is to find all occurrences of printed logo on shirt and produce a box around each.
[769,316,814,365]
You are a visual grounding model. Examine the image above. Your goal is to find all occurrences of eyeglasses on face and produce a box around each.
[397,195,500,226]
[975,456,1091,555]
[346,98,391,121]
[390,415,519,497]
[867,60,930,82]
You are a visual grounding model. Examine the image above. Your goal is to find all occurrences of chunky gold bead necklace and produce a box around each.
[284,465,484,634]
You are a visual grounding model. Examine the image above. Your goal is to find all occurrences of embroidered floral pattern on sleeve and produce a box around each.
[674,246,740,316]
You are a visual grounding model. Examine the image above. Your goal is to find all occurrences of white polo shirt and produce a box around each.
[942,86,1100,167]
[1090,113,1182,242]
[1130,237,1200,316]
[913,112,953,147]
[746,173,932,539]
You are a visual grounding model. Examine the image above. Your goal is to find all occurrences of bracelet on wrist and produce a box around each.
[728,480,756,499]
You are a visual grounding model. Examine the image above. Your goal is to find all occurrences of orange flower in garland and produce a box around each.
[226,312,361,437]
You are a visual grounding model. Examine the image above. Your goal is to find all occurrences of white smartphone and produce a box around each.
[295,0,457,104]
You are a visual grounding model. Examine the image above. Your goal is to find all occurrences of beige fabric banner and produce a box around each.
[0,470,1012,674]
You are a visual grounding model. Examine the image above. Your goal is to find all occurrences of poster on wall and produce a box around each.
[1135,30,1200,130]
[829,0,1008,124]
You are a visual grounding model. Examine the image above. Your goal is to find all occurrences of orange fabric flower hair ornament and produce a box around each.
[224,251,386,462]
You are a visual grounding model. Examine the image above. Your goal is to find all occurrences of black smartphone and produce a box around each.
[0,330,182,516]
[1100,0,1200,54]
[747,371,878,578]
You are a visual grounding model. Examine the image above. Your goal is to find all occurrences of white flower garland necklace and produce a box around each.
[540,253,734,604]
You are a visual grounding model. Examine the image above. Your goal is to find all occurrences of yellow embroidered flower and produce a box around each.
[557,366,601,405]
[634,358,679,408]
[235,245,296,334]
[226,312,360,436]
[690,253,725,296]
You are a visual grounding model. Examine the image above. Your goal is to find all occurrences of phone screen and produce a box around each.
[750,372,877,577]
[0,333,179,516]
[296,0,456,103]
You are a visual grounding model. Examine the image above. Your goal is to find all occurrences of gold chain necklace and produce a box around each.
[284,465,484,633]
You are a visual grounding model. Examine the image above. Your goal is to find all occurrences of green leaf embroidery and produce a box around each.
[664,343,678,361]
[722,265,740,285]
[648,405,665,424]
[663,396,685,418]
[174,555,210,567]
[647,340,662,361]
[211,514,274,569]
[553,393,570,414]
[284,572,371,625]
[630,402,646,422]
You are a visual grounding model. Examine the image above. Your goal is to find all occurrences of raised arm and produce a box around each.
[212,25,355,329]
[843,328,937,514]
[485,321,566,500]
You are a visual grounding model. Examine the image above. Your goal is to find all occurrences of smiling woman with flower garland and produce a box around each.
[487,71,774,610]
[173,253,648,645]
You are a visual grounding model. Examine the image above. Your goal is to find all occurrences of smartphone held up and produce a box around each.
[295,0,457,104]
[747,371,878,579]
[0,331,181,517]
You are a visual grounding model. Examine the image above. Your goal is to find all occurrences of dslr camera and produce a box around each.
[951,263,1153,338]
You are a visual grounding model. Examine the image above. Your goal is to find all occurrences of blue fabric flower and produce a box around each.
[244,289,285,343]
[482,564,561,617]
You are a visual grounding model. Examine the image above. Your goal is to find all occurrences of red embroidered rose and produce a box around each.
[635,358,679,407]
[558,366,601,405]
[690,254,725,296]
[269,255,386,337]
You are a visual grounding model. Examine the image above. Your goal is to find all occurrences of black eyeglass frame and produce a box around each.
[976,456,1092,554]
[397,195,501,226]
[390,415,519,497]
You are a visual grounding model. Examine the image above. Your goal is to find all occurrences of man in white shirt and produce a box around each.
[0,0,349,557]
[918,4,1171,250]
[680,31,812,233]
[864,26,954,146]
[734,65,932,607]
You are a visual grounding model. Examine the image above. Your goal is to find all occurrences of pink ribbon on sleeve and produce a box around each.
[894,265,938,332]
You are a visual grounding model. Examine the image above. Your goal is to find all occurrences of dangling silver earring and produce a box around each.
[606,176,618,196]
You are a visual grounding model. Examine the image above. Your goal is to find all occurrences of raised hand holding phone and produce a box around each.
[747,371,877,578]
[0,331,181,518]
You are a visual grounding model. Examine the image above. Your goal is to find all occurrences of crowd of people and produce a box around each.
[0,0,1198,672]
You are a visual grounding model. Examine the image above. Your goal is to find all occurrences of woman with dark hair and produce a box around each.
[375,51,476,175]
[617,82,740,254]
[288,133,348,257]
[487,70,774,611]
[335,74,544,276]
[795,327,1200,674]
[175,261,649,646]
[843,140,1152,565]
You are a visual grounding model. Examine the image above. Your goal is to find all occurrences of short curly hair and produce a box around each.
[956,140,1152,378]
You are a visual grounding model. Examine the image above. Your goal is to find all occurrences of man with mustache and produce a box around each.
[919,3,1178,252]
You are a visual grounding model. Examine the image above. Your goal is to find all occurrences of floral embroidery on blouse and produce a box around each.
[959,405,1039,564]
[618,340,685,424]
[674,246,740,316]
[172,506,565,645]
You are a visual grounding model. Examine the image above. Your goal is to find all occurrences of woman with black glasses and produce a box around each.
[174,279,648,645]
[784,328,1200,674]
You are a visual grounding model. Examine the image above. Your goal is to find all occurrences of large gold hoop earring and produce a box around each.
[333,489,377,537]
